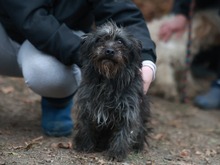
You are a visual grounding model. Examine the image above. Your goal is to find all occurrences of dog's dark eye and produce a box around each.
[95,38,103,43]
[95,38,101,43]
[117,40,123,44]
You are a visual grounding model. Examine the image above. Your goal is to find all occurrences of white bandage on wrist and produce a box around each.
[142,60,157,81]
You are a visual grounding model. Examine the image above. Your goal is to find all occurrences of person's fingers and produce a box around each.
[158,24,167,38]
[159,24,172,41]
[141,66,153,94]
[163,30,172,42]
[161,28,173,42]
[175,29,185,39]
[143,83,150,94]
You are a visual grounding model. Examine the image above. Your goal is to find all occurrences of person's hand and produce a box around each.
[141,66,154,94]
[159,14,188,42]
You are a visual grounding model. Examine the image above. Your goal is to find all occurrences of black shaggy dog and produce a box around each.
[73,21,151,161]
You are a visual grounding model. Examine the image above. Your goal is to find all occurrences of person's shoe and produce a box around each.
[191,65,216,79]
[41,95,74,137]
[194,80,220,109]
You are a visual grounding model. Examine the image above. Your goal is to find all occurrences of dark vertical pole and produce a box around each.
[180,0,196,103]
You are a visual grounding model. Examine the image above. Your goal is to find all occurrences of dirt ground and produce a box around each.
[0,76,220,165]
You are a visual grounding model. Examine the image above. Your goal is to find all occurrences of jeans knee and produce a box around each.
[18,41,79,98]
[24,66,78,98]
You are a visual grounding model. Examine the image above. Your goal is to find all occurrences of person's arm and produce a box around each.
[172,0,192,18]
[159,14,188,41]
[91,0,157,93]
[158,0,190,41]
[1,0,81,66]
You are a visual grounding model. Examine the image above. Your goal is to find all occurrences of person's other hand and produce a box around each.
[141,66,154,94]
[159,14,188,42]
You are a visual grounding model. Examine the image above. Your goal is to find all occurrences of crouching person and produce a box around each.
[0,0,156,136]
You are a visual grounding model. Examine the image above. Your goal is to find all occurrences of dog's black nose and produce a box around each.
[105,48,115,56]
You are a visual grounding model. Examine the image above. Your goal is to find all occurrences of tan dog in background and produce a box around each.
[147,9,220,101]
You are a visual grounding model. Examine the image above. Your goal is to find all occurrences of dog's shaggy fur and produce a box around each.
[147,9,220,100]
[73,22,151,161]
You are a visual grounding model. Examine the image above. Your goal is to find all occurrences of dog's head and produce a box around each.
[80,21,142,79]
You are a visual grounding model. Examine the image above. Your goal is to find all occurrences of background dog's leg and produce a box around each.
[155,63,179,100]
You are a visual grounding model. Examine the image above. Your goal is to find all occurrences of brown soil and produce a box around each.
[0,76,220,165]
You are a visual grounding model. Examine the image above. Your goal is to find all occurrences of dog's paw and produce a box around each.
[132,143,144,153]
[163,87,179,101]
[73,136,95,152]
[74,143,94,153]
[105,150,127,162]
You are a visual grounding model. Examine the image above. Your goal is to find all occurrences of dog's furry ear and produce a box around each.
[80,34,89,45]
[80,33,92,47]
[135,39,143,53]
[79,32,97,66]
[129,37,143,65]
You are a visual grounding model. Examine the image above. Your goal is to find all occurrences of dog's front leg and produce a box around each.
[74,119,96,152]
[106,124,133,161]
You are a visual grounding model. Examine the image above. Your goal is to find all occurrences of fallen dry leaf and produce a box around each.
[195,151,203,155]
[16,142,38,150]
[13,146,25,150]
[146,160,156,165]
[152,133,166,140]
[13,137,43,151]
[24,143,35,150]
[179,149,190,158]
[1,86,14,94]
[97,159,107,164]
[205,149,217,157]
[32,136,43,142]
[168,119,182,128]
[6,152,19,156]
[24,136,44,150]
[21,98,35,104]
[51,142,72,149]
[204,157,210,164]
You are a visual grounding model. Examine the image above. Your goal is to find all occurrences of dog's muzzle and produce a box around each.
[105,47,115,57]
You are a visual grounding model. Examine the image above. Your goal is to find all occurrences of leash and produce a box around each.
[180,0,196,103]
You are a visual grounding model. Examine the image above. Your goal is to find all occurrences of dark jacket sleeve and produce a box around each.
[172,0,191,18]
[1,0,81,66]
[173,0,220,18]
[91,0,157,63]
